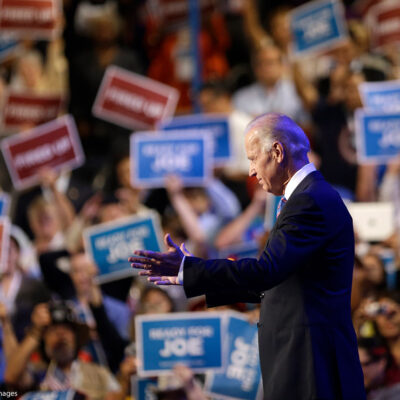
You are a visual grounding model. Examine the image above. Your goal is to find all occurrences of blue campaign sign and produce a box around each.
[84,213,163,283]
[355,109,400,163]
[290,0,347,57]
[136,312,225,376]
[0,36,19,62]
[205,313,261,400]
[0,193,10,216]
[159,114,231,164]
[131,131,212,188]
[21,391,76,400]
[218,241,260,260]
[360,80,400,112]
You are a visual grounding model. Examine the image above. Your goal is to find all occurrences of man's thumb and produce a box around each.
[164,233,179,250]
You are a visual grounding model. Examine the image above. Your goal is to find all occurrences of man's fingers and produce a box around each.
[130,262,152,270]
[129,256,162,266]
[148,276,174,285]
[133,250,165,260]
[147,276,163,283]
[138,270,153,276]
[138,270,168,277]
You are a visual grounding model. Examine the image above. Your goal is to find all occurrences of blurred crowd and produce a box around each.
[0,0,400,399]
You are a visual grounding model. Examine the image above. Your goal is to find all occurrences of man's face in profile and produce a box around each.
[245,130,283,196]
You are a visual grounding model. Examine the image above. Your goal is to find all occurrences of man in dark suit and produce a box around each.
[129,113,366,400]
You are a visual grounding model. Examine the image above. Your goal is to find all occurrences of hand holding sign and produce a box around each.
[38,166,59,189]
[130,233,188,285]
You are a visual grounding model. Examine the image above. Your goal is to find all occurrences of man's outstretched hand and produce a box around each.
[129,233,192,286]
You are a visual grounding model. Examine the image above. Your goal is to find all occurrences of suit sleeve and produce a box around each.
[183,192,327,298]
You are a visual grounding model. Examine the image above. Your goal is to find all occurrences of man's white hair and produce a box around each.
[247,112,310,160]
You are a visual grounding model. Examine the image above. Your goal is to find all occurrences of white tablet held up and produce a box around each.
[346,202,395,242]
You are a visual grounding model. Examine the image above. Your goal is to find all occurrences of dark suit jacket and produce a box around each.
[183,171,366,400]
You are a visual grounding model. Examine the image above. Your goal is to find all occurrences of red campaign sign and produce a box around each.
[367,0,400,48]
[1,115,85,190]
[146,0,216,27]
[93,66,179,130]
[0,0,60,39]
[0,217,10,273]
[2,92,64,129]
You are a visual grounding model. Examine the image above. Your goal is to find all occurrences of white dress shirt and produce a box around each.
[284,163,316,200]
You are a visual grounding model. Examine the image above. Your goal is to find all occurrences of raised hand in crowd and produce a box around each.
[0,302,18,367]
[173,364,208,400]
[116,354,138,399]
[215,188,266,249]
[38,166,76,231]
[165,175,208,250]
[4,303,51,387]
[63,193,102,252]
[79,192,103,224]
[30,302,51,339]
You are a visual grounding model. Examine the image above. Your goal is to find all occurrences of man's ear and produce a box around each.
[272,141,285,163]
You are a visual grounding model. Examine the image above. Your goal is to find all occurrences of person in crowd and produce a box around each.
[352,256,371,314]
[112,153,159,218]
[9,39,68,96]
[214,188,266,251]
[39,251,131,365]
[4,301,122,399]
[23,167,78,255]
[198,80,252,208]
[312,70,365,200]
[97,197,130,224]
[362,252,387,293]
[0,230,50,340]
[165,175,240,257]
[354,294,400,370]
[91,285,176,399]
[69,2,143,158]
[146,10,230,112]
[198,80,251,179]
[358,336,400,399]
[372,295,400,368]
[27,196,67,255]
[241,1,320,111]
[379,157,400,236]
[0,303,18,388]
[232,44,307,124]
[242,1,291,56]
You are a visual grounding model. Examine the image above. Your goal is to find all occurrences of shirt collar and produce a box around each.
[284,163,316,200]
